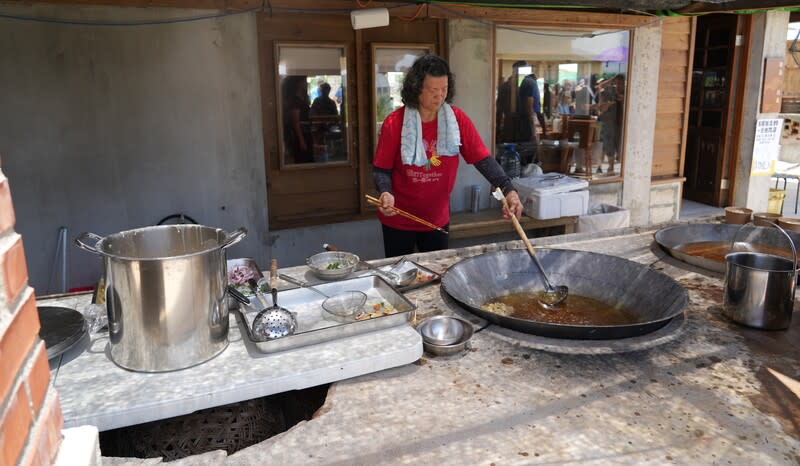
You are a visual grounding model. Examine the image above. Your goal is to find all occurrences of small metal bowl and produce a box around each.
[418,315,465,345]
[417,316,473,356]
[307,251,360,280]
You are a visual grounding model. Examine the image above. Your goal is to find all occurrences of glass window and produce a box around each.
[495,28,630,179]
[276,44,348,167]
[371,44,434,155]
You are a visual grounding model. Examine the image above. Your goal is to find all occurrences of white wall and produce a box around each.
[0,4,268,292]
[447,19,496,213]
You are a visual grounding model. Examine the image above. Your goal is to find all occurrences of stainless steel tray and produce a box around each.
[237,275,416,353]
[353,258,441,292]
[227,258,264,309]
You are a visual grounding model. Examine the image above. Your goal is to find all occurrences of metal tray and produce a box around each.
[353,258,441,292]
[227,258,264,309]
[237,275,416,353]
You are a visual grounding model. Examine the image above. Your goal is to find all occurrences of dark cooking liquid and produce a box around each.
[674,241,797,264]
[484,293,639,325]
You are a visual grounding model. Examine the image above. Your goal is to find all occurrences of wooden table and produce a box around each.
[449,209,577,240]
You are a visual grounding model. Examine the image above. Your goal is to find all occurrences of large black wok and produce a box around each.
[655,223,800,274]
[441,249,688,339]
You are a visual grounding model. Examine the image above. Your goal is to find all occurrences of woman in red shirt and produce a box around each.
[373,55,523,257]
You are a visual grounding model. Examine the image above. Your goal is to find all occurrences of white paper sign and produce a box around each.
[752,118,782,176]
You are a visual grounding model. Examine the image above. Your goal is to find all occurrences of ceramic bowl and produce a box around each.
[777,216,800,233]
[724,206,752,224]
[753,212,781,227]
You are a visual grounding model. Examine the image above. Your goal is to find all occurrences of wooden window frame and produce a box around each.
[274,41,353,171]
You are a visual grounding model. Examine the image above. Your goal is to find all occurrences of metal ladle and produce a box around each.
[278,273,367,322]
[493,188,569,309]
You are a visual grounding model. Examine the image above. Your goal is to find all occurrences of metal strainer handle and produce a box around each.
[278,274,330,298]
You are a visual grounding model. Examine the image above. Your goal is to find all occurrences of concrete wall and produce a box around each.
[448,19,496,213]
[0,4,268,292]
[621,21,662,226]
[650,181,682,224]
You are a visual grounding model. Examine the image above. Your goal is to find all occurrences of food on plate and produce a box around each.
[416,271,435,283]
[326,262,342,270]
[234,284,255,297]
[355,300,397,321]
[228,264,259,285]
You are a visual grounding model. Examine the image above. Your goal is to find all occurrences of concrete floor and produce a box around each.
[680,175,800,221]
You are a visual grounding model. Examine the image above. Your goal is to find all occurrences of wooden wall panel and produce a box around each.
[652,16,695,179]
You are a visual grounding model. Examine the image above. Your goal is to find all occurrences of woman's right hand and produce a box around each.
[378,192,397,216]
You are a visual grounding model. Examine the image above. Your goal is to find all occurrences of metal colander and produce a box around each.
[321,290,367,321]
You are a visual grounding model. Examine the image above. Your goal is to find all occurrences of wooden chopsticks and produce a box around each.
[365,194,449,235]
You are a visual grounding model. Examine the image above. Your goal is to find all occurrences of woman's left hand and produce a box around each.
[502,190,523,220]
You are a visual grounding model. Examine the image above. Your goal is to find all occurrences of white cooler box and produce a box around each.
[512,174,589,220]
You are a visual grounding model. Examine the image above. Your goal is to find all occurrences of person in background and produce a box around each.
[517,65,544,142]
[557,79,575,115]
[595,74,625,174]
[310,82,338,117]
[574,78,594,116]
[372,54,523,257]
[282,76,313,163]
[543,82,553,120]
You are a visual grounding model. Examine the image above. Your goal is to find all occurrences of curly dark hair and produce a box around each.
[400,54,455,109]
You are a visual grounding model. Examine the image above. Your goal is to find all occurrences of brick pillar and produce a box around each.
[0,159,64,466]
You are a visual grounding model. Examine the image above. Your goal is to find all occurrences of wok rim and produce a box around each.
[441,249,688,339]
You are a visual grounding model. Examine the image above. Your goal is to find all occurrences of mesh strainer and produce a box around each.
[252,308,297,340]
[278,274,367,322]
[251,260,298,340]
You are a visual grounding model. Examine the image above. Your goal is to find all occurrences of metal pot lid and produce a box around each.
[37,306,87,360]
[441,249,688,340]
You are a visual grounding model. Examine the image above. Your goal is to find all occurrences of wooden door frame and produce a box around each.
[726,15,753,206]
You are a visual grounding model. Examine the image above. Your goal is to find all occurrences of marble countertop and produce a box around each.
[221,225,799,465]
[41,293,422,432]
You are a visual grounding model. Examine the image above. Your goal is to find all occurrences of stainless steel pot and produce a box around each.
[723,223,797,330]
[75,225,246,372]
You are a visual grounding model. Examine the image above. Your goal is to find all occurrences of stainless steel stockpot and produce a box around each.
[76,225,246,372]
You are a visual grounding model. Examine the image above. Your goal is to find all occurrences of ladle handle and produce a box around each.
[270,259,278,307]
[497,190,555,291]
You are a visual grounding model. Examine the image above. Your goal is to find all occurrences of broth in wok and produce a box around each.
[673,241,797,264]
[482,293,639,326]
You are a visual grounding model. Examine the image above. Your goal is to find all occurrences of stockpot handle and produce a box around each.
[220,227,247,249]
[74,232,104,255]
[766,219,798,275]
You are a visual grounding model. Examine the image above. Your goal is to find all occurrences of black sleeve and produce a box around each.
[373,166,393,194]
[474,157,516,195]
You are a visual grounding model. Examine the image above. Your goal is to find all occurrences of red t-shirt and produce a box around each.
[373,106,489,231]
